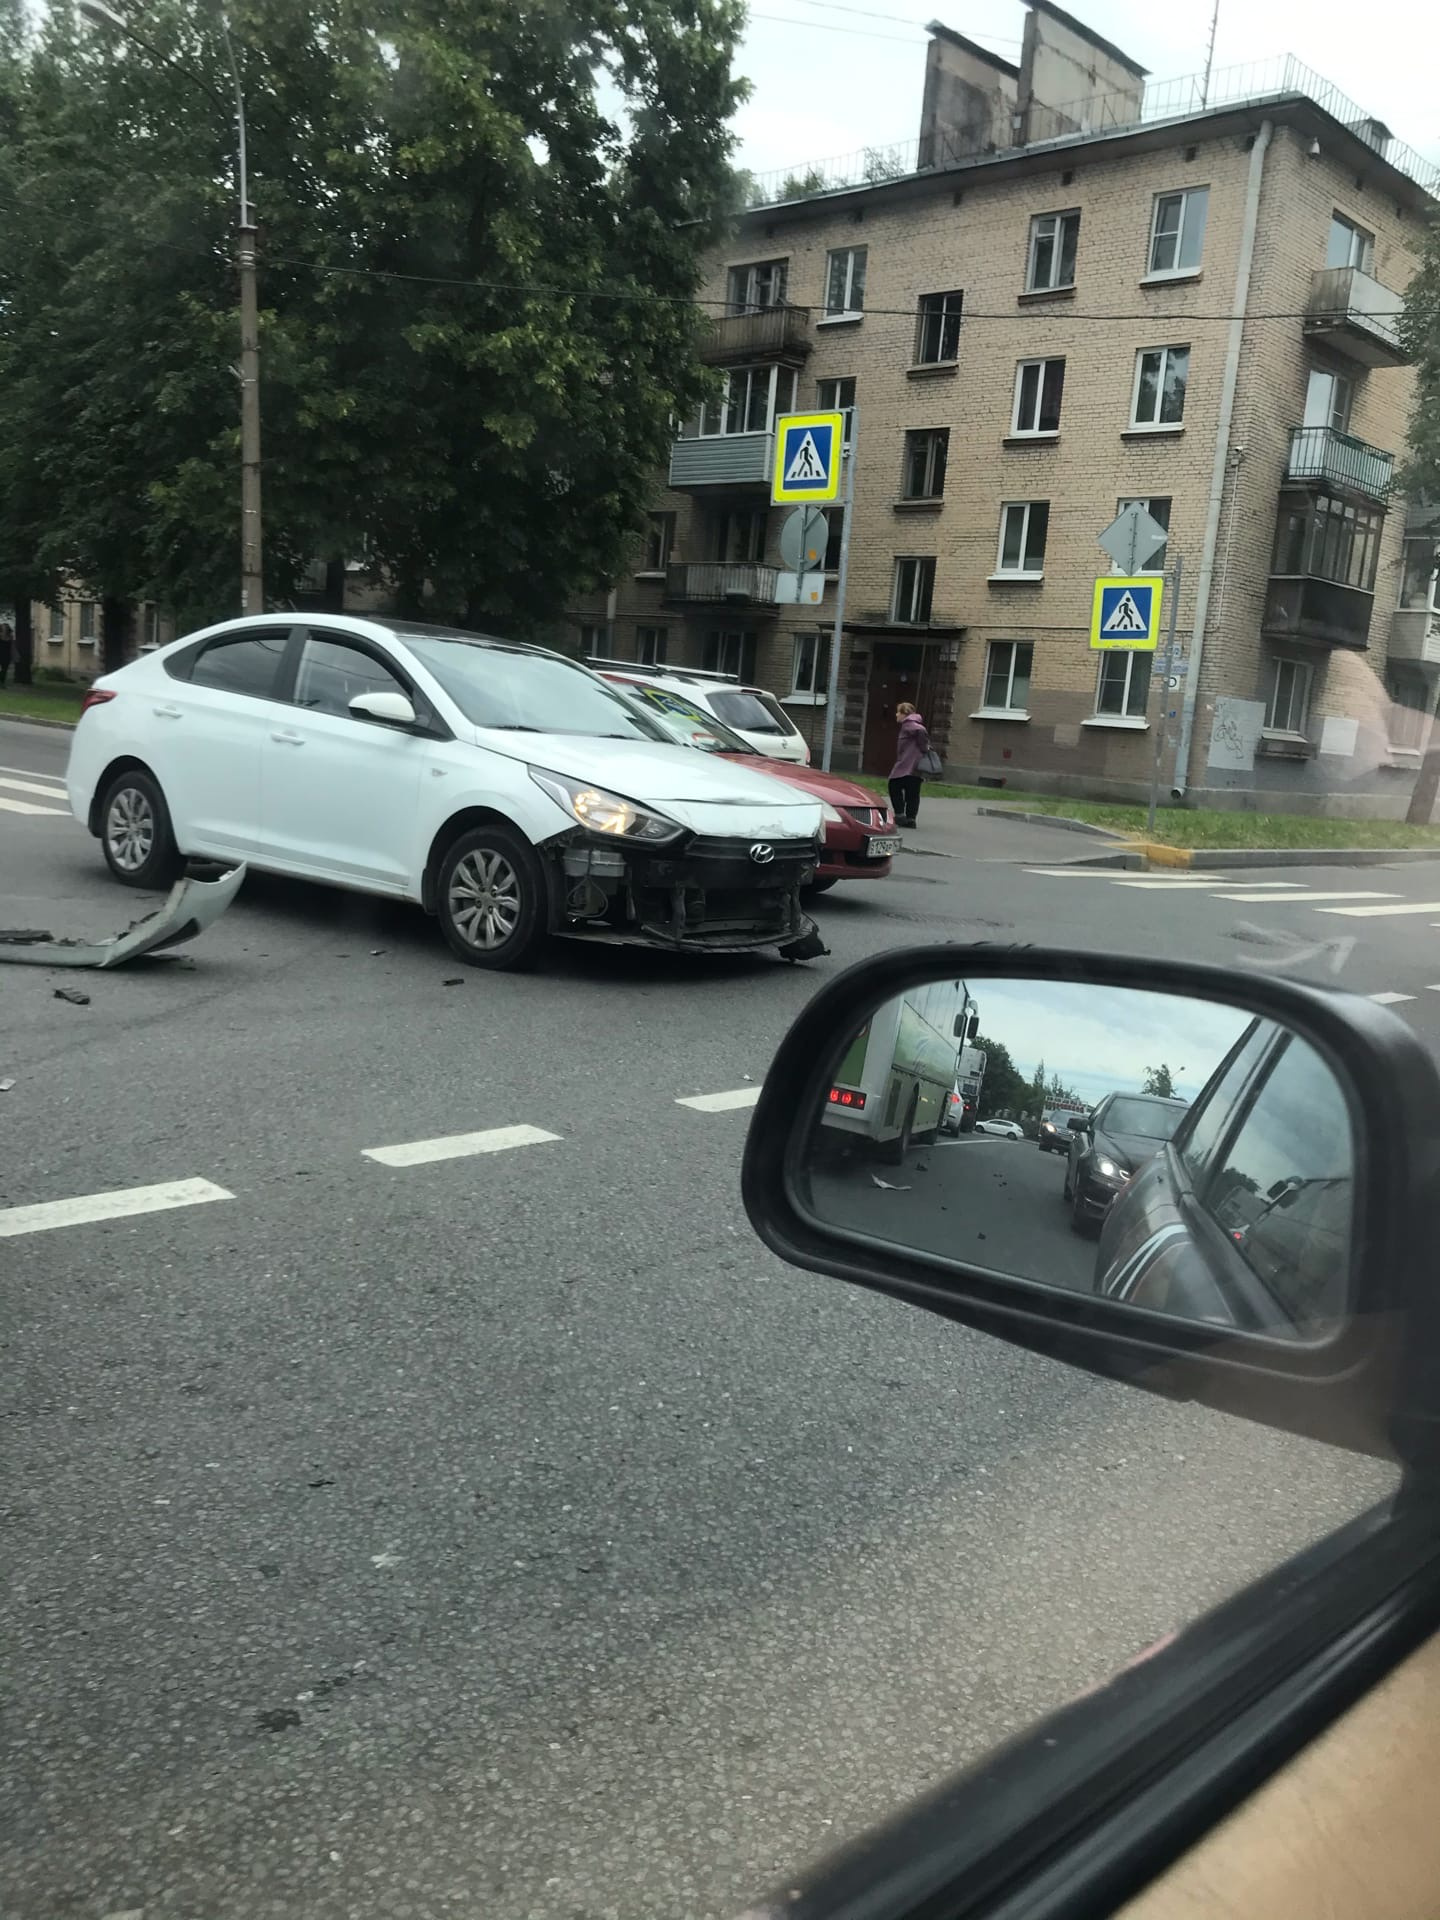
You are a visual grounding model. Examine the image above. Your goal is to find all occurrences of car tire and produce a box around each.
[99,767,183,890]
[1070,1186,1093,1235]
[806,876,839,894]
[437,825,547,971]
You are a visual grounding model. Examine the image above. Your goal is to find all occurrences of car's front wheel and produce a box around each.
[99,767,183,890]
[437,826,547,971]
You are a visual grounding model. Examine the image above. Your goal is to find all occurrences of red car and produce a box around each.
[601,671,899,890]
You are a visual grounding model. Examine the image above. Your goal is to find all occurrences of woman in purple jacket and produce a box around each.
[888,702,930,827]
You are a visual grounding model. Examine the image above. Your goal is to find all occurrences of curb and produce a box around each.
[977,806,1125,840]
[0,712,77,733]
[1118,841,1440,870]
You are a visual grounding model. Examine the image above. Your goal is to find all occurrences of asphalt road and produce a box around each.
[0,718,1417,1920]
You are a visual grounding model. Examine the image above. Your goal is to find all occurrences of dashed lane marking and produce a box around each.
[676,1088,762,1113]
[362,1124,562,1167]
[1319,902,1440,919]
[0,1177,233,1239]
[1208,890,1399,904]
[0,775,68,800]
[0,795,67,817]
[1369,991,1417,1005]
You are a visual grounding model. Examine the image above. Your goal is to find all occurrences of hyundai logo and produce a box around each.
[748,842,775,865]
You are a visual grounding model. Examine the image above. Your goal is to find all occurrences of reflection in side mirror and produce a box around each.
[806,974,1357,1344]
[349,689,417,727]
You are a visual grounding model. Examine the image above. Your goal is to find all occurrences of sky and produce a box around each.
[730,0,1438,187]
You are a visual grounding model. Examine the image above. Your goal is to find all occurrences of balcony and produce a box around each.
[1304,266,1409,368]
[1389,606,1440,669]
[664,562,781,610]
[1285,425,1394,503]
[668,429,773,491]
[1263,576,1374,650]
[701,304,813,366]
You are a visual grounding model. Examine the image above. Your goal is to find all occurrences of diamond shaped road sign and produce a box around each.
[1097,501,1168,574]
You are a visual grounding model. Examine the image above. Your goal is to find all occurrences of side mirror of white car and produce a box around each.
[349,689,417,728]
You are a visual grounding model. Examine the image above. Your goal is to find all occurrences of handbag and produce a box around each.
[917,747,943,777]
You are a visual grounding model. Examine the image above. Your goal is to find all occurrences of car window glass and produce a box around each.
[295,635,408,717]
[190,632,289,699]
[710,689,787,733]
[1104,1096,1186,1140]
[1179,1020,1275,1181]
[620,683,754,753]
[1203,1035,1354,1330]
[401,634,669,739]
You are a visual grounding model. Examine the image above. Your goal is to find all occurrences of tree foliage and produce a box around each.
[0,0,747,639]
[1142,1062,1181,1097]
[973,1033,1028,1119]
[1400,217,1440,506]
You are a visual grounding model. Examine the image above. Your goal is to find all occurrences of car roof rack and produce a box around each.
[584,656,742,686]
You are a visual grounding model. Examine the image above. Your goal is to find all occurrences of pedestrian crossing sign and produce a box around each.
[1090,575,1163,651]
[772,411,843,503]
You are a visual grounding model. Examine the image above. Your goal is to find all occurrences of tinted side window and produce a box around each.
[1179,1021,1274,1183]
[295,636,407,718]
[1203,1035,1353,1333]
[191,633,289,699]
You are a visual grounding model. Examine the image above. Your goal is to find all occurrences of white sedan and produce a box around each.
[974,1119,1027,1139]
[66,614,827,971]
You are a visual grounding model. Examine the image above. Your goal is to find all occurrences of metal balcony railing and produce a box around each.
[1285,425,1394,502]
[665,563,780,605]
[1304,266,1407,365]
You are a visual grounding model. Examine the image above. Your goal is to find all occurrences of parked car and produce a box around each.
[587,658,810,763]
[1038,1105,1088,1153]
[975,1118,1026,1139]
[941,1082,976,1136]
[1064,1091,1189,1232]
[600,671,898,889]
[1095,1017,1353,1335]
[66,615,829,971]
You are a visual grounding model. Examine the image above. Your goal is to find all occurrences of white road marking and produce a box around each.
[1319,901,1440,918]
[1023,868,1219,880]
[676,1087,762,1113]
[0,1177,233,1239]
[1369,991,1416,1005]
[0,774,68,799]
[0,795,67,817]
[0,762,67,781]
[1425,985,1440,993]
[362,1124,561,1167]
[1208,890,1399,904]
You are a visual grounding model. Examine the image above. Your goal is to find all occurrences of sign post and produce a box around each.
[1147,551,1183,835]
[819,412,854,772]
[770,409,848,770]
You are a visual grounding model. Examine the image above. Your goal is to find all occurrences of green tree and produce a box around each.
[1142,1062,1181,1097]
[1400,223,1440,824]
[973,1034,1028,1119]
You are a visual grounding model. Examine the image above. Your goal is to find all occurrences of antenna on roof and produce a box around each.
[1199,0,1219,106]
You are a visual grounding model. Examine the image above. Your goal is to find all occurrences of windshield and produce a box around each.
[709,688,795,735]
[615,682,756,754]
[400,635,670,740]
[1105,1097,1187,1140]
[1042,1108,1078,1127]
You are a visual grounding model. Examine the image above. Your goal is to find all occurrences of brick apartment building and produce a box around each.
[568,3,1440,815]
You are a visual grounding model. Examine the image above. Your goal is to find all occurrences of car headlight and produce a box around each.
[530,768,684,844]
[1096,1157,1125,1180]
[820,801,845,826]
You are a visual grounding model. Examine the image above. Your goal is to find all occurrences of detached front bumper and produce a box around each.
[549,832,825,954]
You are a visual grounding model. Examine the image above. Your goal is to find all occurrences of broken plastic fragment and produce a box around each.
[0,864,246,969]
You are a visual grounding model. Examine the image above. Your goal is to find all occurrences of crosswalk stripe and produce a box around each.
[1318,902,1440,919]
[676,1087,762,1113]
[1208,890,1399,904]
[0,795,67,817]
[0,1177,233,1239]
[0,775,68,800]
[1369,991,1416,1005]
[362,1124,562,1167]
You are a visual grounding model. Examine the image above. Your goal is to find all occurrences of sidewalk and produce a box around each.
[896,796,1117,868]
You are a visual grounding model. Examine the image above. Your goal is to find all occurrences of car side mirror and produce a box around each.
[743,947,1440,1462]
[349,689,417,728]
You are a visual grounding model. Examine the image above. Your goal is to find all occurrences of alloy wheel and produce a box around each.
[106,786,154,874]
[448,848,522,951]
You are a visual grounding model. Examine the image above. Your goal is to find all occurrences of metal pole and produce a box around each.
[820,408,856,773]
[219,13,263,614]
[1147,551,1183,835]
[1199,0,1219,106]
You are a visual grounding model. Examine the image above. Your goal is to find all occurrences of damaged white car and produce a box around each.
[65,616,828,971]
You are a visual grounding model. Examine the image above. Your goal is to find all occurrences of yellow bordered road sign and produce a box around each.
[772,411,844,504]
[1090,575,1164,650]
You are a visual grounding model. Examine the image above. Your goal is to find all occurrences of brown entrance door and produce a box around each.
[862,642,929,774]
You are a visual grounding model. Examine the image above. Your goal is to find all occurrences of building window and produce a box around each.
[1131,345,1190,428]
[1095,649,1151,719]
[78,601,97,643]
[696,363,796,437]
[642,512,675,573]
[982,640,1033,712]
[1303,366,1353,433]
[824,508,844,572]
[635,626,668,666]
[1265,657,1313,735]
[994,501,1049,576]
[1387,669,1433,752]
[47,604,64,640]
[1271,493,1382,592]
[824,247,867,319]
[817,376,856,445]
[727,259,787,314]
[1117,496,1171,572]
[901,427,949,500]
[578,622,612,657]
[892,556,936,624]
[713,507,767,563]
[703,630,756,679]
[791,630,827,696]
[1326,213,1374,273]
[1011,358,1065,435]
[1147,187,1209,276]
[1027,210,1079,291]
[914,289,963,366]
[1399,536,1439,610]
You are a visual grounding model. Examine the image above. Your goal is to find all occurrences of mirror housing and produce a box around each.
[743,946,1440,1462]
[349,689,417,728]
[1068,1115,1088,1132]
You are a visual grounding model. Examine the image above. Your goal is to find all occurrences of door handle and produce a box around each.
[271,729,305,745]
[152,704,182,719]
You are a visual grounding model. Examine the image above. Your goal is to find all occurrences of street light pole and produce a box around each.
[79,0,263,613]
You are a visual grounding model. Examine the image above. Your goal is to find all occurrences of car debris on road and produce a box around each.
[0,863,246,970]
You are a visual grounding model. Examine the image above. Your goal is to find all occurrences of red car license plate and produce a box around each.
[866,834,902,857]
